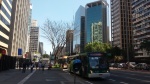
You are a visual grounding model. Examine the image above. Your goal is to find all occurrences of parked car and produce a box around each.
[135,63,149,70]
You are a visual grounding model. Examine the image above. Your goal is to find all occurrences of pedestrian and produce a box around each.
[48,63,52,70]
[38,62,42,70]
[26,62,29,70]
[41,63,45,71]
[30,62,34,72]
[35,62,38,70]
[22,61,26,73]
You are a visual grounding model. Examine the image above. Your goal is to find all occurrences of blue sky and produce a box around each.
[31,0,110,54]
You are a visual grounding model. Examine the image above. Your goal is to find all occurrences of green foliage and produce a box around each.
[32,58,36,61]
[111,46,122,56]
[42,54,49,58]
[140,40,150,53]
[52,63,60,68]
[84,41,112,53]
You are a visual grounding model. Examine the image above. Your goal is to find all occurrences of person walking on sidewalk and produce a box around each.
[38,62,42,70]
[41,63,45,71]
[22,61,26,73]
[30,62,34,72]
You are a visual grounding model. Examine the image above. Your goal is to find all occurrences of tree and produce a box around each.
[111,46,123,62]
[84,42,112,53]
[42,54,49,58]
[140,40,150,54]
[111,46,122,56]
[41,19,73,64]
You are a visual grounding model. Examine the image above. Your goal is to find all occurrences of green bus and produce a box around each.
[67,52,110,78]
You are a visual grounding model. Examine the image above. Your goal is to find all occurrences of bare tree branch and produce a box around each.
[41,19,73,64]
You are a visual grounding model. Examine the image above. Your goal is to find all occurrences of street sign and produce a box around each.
[18,48,22,55]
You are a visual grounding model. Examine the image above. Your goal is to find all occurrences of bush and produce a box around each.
[52,63,60,68]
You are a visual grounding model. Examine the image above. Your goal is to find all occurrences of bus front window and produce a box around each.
[89,57,108,69]
[89,57,100,69]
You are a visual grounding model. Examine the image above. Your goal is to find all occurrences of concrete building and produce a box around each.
[8,0,30,56]
[66,30,73,55]
[73,5,85,53]
[0,0,12,55]
[111,0,133,60]
[29,20,39,53]
[132,0,150,58]
[26,4,32,52]
[39,42,43,55]
[85,0,109,44]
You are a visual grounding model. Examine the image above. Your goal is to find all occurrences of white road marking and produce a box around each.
[120,82,128,84]
[109,79,116,81]
[17,70,36,84]
[46,79,55,81]
[60,81,65,84]
[111,74,150,82]
[85,81,93,84]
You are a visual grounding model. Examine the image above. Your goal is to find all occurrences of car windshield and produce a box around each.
[89,57,107,69]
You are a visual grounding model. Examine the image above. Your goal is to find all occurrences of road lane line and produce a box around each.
[17,70,36,84]
[60,81,65,84]
[111,74,150,83]
[120,82,128,84]
[109,79,116,81]
[85,81,93,84]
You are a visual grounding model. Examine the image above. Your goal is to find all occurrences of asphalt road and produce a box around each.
[77,69,150,84]
[0,68,150,84]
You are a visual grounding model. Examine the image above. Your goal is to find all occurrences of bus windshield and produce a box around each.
[89,57,107,69]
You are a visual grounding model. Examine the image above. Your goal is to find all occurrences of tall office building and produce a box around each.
[66,30,73,55]
[73,5,85,53]
[8,0,30,56]
[132,0,150,58]
[111,0,133,59]
[38,42,43,55]
[26,4,32,52]
[0,0,12,55]
[85,0,109,44]
[29,20,39,53]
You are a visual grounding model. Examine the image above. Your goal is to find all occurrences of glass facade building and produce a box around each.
[85,0,109,44]
[0,0,12,54]
[73,5,85,53]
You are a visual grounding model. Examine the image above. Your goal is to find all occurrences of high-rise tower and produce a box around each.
[29,20,39,53]
[111,0,133,60]
[85,0,109,44]
[8,0,30,56]
[0,0,12,55]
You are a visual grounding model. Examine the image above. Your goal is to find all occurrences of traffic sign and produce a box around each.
[18,48,22,55]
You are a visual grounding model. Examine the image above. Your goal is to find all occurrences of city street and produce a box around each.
[86,69,150,84]
[0,68,150,84]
